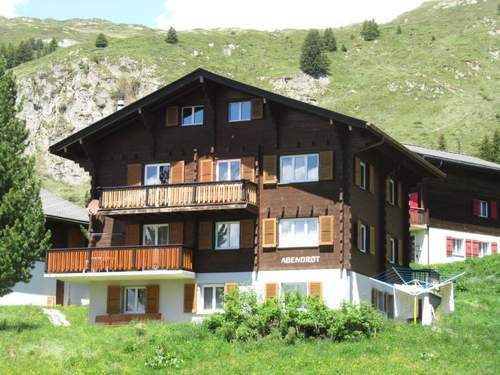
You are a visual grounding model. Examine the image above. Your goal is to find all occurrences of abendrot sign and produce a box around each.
[280,256,320,264]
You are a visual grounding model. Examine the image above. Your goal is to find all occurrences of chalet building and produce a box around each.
[44,68,445,324]
[406,145,500,264]
[0,189,89,306]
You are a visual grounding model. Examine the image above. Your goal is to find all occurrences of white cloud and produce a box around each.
[0,0,26,18]
[155,0,426,31]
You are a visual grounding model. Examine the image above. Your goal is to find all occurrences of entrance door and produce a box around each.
[56,280,64,305]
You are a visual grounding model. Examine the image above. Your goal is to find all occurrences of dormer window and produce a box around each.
[228,101,251,122]
[182,106,204,126]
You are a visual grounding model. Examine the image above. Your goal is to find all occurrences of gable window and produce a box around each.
[215,221,240,250]
[216,159,241,181]
[479,242,489,257]
[228,101,251,122]
[182,105,204,126]
[479,200,489,218]
[143,224,169,246]
[280,154,319,184]
[388,179,396,205]
[279,218,319,248]
[360,161,367,190]
[359,223,368,253]
[452,238,464,256]
[389,238,397,264]
[281,282,307,297]
[202,285,225,312]
[123,287,146,314]
[145,163,170,185]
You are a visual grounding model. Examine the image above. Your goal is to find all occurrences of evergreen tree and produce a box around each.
[48,38,58,53]
[491,130,500,162]
[95,33,108,48]
[396,25,402,35]
[166,27,178,44]
[437,134,447,151]
[4,44,17,69]
[300,29,330,77]
[0,59,50,297]
[15,40,34,64]
[361,19,380,41]
[322,28,337,52]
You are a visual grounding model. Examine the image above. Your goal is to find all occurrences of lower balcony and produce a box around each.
[44,245,195,282]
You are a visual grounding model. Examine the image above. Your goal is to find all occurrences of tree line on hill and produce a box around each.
[0,37,58,69]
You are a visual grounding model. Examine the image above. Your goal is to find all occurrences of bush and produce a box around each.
[361,20,380,41]
[95,33,108,48]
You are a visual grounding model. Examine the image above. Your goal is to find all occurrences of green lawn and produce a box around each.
[1,256,499,374]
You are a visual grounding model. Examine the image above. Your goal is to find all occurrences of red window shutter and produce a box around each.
[491,201,498,219]
[492,242,497,254]
[446,237,453,257]
[409,192,419,209]
[472,240,479,257]
[465,239,472,257]
[472,199,480,217]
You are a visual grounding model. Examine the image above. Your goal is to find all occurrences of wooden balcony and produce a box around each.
[98,180,258,215]
[45,245,194,275]
[410,208,429,228]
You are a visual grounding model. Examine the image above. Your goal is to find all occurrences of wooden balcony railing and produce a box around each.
[410,208,429,227]
[98,180,258,211]
[45,245,194,274]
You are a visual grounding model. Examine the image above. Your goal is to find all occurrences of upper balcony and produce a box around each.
[97,180,258,216]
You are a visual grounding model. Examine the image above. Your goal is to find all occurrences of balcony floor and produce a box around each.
[44,269,195,283]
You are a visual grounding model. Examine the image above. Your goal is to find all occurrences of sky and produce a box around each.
[1,0,427,30]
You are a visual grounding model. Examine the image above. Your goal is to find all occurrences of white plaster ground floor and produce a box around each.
[412,226,499,265]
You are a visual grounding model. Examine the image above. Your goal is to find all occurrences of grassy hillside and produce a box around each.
[0,256,499,374]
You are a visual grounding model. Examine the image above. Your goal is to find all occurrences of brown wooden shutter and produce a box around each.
[369,225,376,254]
[198,221,213,250]
[241,156,255,182]
[183,283,196,313]
[308,282,323,299]
[371,288,377,308]
[199,159,214,182]
[263,155,277,184]
[369,165,376,193]
[319,151,334,180]
[106,286,121,314]
[125,224,140,245]
[169,222,183,245]
[398,239,404,266]
[265,283,278,300]
[397,182,403,208]
[166,106,179,127]
[356,220,363,250]
[146,285,160,314]
[170,160,185,184]
[224,283,239,294]
[251,98,264,120]
[354,157,361,187]
[386,234,392,262]
[262,218,277,248]
[319,215,334,245]
[127,164,142,186]
[240,219,254,249]
[384,293,389,314]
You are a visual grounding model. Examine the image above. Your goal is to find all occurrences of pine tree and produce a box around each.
[15,40,34,64]
[322,28,337,52]
[0,59,50,297]
[396,25,402,35]
[166,27,178,44]
[95,33,109,48]
[300,29,330,77]
[361,19,380,41]
[48,38,58,53]
[491,130,500,162]
[437,134,447,151]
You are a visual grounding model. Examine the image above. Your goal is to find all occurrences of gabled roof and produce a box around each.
[49,68,443,178]
[405,144,500,174]
[41,189,88,224]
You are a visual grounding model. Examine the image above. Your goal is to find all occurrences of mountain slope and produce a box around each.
[2,0,498,202]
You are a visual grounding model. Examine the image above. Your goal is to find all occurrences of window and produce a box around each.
[452,238,464,256]
[143,224,169,246]
[281,282,307,297]
[388,179,396,205]
[389,238,397,263]
[145,163,170,185]
[279,218,319,248]
[215,221,240,250]
[360,161,367,190]
[359,223,368,253]
[377,290,385,312]
[479,242,489,257]
[280,154,319,183]
[216,159,241,181]
[182,105,204,126]
[479,200,489,218]
[123,287,146,313]
[202,285,224,312]
[228,101,251,122]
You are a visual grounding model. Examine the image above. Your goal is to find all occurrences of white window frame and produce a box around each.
[360,161,367,190]
[280,282,308,297]
[228,101,252,122]
[181,105,204,126]
[452,238,464,257]
[278,217,319,248]
[389,237,397,264]
[279,154,319,184]
[216,159,241,181]
[360,223,368,253]
[479,200,489,218]
[215,221,240,250]
[142,224,169,246]
[144,163,170,185]
[201,284,225,313]
[123,286,146,314]
[388,179,396,205]
[478,241,489,257]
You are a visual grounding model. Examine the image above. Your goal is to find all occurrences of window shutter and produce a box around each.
[397,182,403,208]
[198,221,213,250]
[369,165,376,193]
[127,164,142,186]
[384,293,389,314]
[146,285,160,314]
[241,156,256,182]
[492,242,497,254]
[125,224,140,245]
[369,225,376,254]
[199,159,214,182]
[262,218,277,248]
[385,235,391,262]
[409,192,419,209]
[356,220,363,251]
[473,240,479,257]
[308,282,322,299]
[354,157,361,187]
[183,284,196,313]
[319,215,334,245]
[319,151,334,180]
[465,239,472,257]
[371,288,378,308]
[166,106,179,127]
[472,199,480,217]
[240,219,254,249]
[224,283,239,294]
[170,160,185,184]
[397,239,404,266]
[385,178,391,203]
[491,201,498,219]
[251,98,264,120]
[446,236,453,257]
[265,283,278,299]
[169,222,184,245]
[263,155,277,184]
[106,286,121,314]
